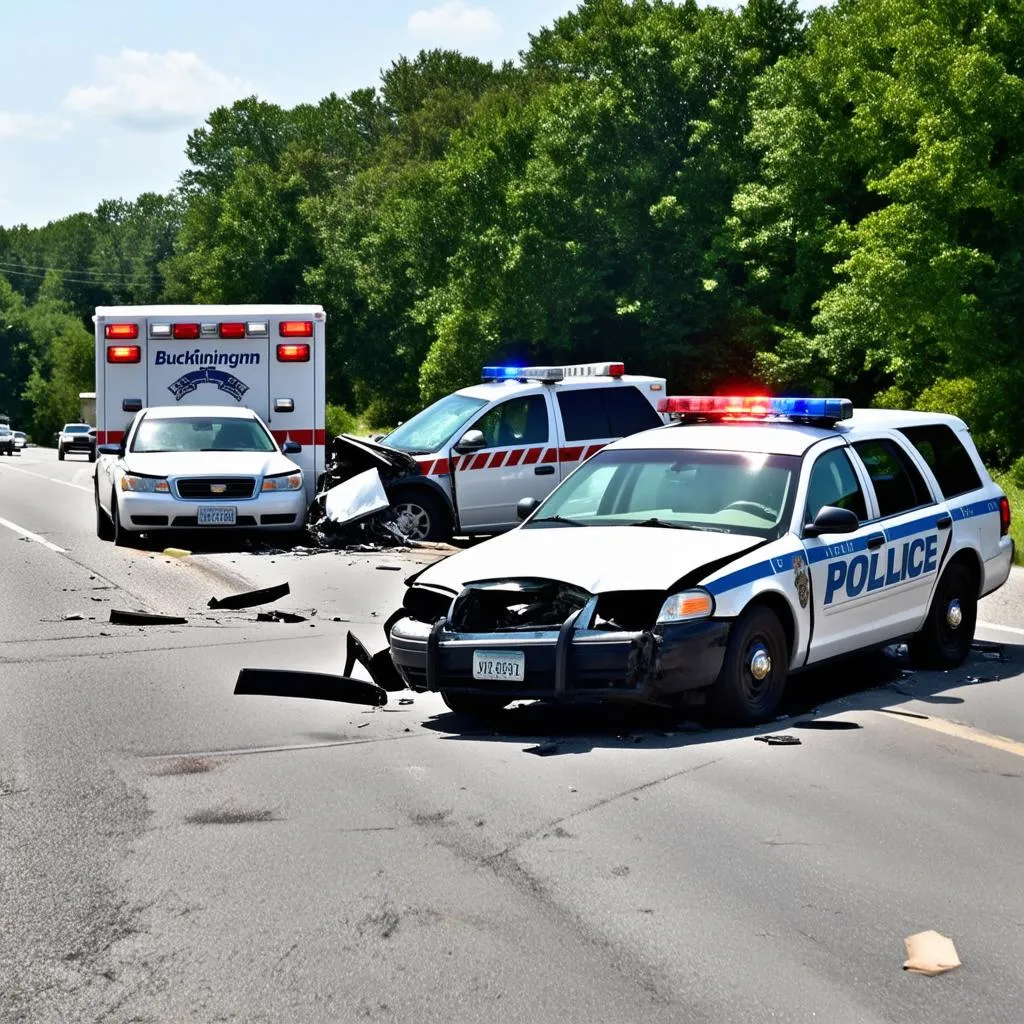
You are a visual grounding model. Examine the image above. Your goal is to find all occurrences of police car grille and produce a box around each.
[177,478,256,499]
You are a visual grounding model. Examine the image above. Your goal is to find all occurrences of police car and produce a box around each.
[383,396,1014,724]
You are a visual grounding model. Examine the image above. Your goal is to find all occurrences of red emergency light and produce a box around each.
[659,395,772,416]
[107,345,141,364]
[219,322,246,339]
[279,320,313,338]
[104,323,138,340]
[172,323,201,340]
[277,343,310,362]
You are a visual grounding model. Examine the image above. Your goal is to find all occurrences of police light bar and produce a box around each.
[561,362,625,378]
[104,323,138,340]
[657,396,853,422]
[481,366,565,382]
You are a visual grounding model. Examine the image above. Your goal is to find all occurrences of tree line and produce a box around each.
[1,0,1022,470]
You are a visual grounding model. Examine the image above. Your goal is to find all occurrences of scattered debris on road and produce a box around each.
[525,742,561,756]
[162,547,191,558]
[234,667,389,707]
[903,930,961,976]
[255,610,307,623]
[962,674,998,685]
[755,734,802,746]
[62,613,84,621]
[109,609,189,626]
[208,581,290,609]
[792,720,862,731]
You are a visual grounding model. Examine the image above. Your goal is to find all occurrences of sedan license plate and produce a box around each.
[472,650,525,683]
[198,506,237,526]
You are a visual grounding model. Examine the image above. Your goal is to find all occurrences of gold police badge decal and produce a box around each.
[793,554,810,608]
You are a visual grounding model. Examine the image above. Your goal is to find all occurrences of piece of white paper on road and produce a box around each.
[324,468,390,525]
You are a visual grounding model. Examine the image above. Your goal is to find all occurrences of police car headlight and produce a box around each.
[657,589,715,624]
[120,474,169,493]
[262,472,303,492]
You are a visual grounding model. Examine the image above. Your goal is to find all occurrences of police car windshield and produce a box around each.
[527,448,800,539]
[382,393,487,454]
[130,416,276,453]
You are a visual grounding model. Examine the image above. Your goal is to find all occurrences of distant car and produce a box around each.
[0,423,15,456]
[58,423,96,462]
[13,431,27,450]
[93,405,308,546]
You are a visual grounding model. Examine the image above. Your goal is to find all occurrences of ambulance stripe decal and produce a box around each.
[705,498,999,597]
[407,441,603,476]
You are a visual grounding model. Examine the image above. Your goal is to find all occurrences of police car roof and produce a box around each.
[611,407,968,457]
[458,374,664,401]
[141,405,260,420]
[95,304,324,317]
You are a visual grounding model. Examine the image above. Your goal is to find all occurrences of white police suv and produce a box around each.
[384,396,1014,724]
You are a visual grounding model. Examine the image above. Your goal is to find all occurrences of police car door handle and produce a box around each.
[534,465,555,476]
[936,515,952,530]
[867,533,885,550]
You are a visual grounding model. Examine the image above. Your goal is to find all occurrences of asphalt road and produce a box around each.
[2,447,1024,1024]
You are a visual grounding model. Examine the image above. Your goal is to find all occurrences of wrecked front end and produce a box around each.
[388,578,730,706]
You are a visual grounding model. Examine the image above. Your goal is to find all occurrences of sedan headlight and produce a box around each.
[261,471,303,492]
[120,474,169,493]
[657,588,714,624]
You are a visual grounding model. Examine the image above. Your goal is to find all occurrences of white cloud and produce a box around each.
[408,2,501,43]
[64,50,252,131]
[0,112,71,141]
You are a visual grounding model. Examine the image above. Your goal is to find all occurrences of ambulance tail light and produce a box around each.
[999,495,1011,538]
[173,323,201,340]
[107,345,141,364]
[277,343,310,362]
[279,321,313,338]
[219,322,246,339]
[657,395,853,423]
[104,323,138,340]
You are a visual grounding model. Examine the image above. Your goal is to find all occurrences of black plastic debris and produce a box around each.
[109,609,188,626]
[398,698,414,706]
[234,667,388,707]
[63,613,84,621]
[255,610,307,623]
[755,734,802,746]
[792,720,862,731]
[208,582,290,610]
[525,742,560,756]
[344,632,408,692]
[376,565,402,571]
[962,674,997,685]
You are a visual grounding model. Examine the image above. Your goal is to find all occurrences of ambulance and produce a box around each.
[93,305,326,508]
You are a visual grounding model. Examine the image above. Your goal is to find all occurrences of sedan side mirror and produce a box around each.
[453,429,487,454]
[282,440,302,454]
[804,505,859,538]
[97,443,124,457]
[517,496,541,521]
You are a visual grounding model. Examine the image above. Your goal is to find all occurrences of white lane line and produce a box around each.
[0,462,92,492]
[0,515,66,553]
[977,620,1024,639]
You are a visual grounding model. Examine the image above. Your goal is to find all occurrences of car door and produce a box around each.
[451,392,556,532]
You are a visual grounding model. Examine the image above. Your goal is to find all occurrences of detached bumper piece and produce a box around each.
[389,613,730,704]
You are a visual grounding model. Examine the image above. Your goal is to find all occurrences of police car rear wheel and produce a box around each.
[710,606,789,725]
[908,562,977,670]
[441,691,510,717]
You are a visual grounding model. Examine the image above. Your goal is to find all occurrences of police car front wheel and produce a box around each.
[709,605,789,726]
[908,561,978,670]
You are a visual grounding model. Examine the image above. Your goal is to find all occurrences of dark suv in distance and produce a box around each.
[58,423,97,461]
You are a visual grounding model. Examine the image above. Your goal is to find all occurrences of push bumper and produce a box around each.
[120,489,307,531]
[389,615,730,703]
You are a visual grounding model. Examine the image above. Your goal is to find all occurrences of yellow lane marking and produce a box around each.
[881,709,1024,759]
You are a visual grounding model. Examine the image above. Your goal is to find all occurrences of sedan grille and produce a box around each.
[176,478,256,499]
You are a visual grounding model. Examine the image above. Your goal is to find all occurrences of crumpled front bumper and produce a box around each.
[389,614,731,703]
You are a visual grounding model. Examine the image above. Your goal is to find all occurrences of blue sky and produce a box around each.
[1,1,826,229]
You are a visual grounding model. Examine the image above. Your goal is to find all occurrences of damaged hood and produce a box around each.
[416,525,765,594]
[328,434,420,477]
[121,451,300,479]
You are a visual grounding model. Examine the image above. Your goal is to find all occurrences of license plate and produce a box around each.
[198,506,237,526]
[472,650,525,682]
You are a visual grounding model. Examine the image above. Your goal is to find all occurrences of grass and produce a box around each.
[994,470,1023,566]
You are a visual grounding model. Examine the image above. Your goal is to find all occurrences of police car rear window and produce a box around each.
[852,438,933,518]
[557,386,661,442]
[897,424,982,500]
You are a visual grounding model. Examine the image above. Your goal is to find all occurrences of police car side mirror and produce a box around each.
[454,429,487,454]
[804,505,859,538]
[281,440,302,454]
[97,443,124,458]
[517,497,541,521]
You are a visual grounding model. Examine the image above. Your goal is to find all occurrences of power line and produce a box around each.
[0,258,162,283]
[0,265,162,290]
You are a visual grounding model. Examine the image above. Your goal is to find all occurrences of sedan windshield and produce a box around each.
[64,424,91,434]
[526,448,800,538]
[381,393,487,454]
[130,416,276,454]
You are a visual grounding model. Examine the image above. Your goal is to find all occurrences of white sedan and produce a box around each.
[94,405,308,546]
